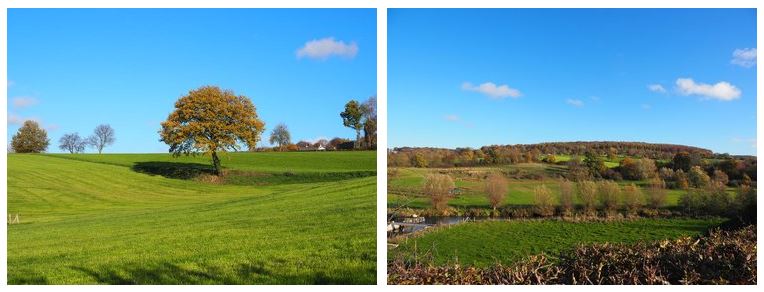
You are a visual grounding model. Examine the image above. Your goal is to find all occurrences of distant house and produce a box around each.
[317,145,326,151]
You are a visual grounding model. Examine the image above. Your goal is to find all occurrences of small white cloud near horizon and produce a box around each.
[461,82,522,99]
[648,84,667,93]
[296,37,358,60]
[444,114,460,122]
[12,96,38,108]
[566,99,584,107]
[7,113,47,129]
[675,78,741,101]
[732,137,756,149]
[731,48,756,68]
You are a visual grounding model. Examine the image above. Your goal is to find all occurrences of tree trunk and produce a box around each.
[211,151,221,175]
[355,129,362,149]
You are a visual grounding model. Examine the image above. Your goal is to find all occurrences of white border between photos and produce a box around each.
[1,0,762,290]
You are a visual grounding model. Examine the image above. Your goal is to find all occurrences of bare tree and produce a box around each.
[622,183,643,215]
[59,133,87,154]
[484,172,508,212]
[269,123,291,151]
[87,124,116,154]
[533,185,555,217]
[578,181,598,215]
[598,180,621,214]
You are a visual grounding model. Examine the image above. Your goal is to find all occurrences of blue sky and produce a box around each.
[389,9,757,155]
[8,8,376,153]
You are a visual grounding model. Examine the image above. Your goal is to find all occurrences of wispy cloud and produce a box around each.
[566,99,584,107]
[296,37,358,60]
[647,84,667,93]
[12,96,38,108]
[641,104,651,110]
[8,113,24,125]
[7,80,14,88]
[461,82,522,99]
[444,114,460,122]
[731,48,756,68]
[675,78,741,101]
[732,137,756,149]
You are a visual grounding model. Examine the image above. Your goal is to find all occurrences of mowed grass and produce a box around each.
[390,218,725,267]
[388,166,688,209]
[7,152,376,284]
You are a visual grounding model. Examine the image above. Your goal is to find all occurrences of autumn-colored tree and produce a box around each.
[558,179,575,214]
[577,181,598,214]
[712,169,729,186]
[269,123,291,151]
[11,120,50,153]
[340,100,363,149]
[675,169,690,190]
[87,124,116,154]
[484,173,508,211]
[59,133,87,154]
[423,174,455,213]
[622,183,643,214]
[689,166,711,188]
[646,177,668,209]
[160,86,265,175]
[533,185,555,217]
[598,181,621,213]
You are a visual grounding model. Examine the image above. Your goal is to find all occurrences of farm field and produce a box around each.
[7,152,376,284]
[389,218,726,267]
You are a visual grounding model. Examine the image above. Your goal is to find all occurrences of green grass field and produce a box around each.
[388,166,690,209]
[390,218,725,267]
[7,151,376,284]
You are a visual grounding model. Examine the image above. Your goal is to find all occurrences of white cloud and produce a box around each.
[675,78,741,101]
[8,113,23,125]
[12,96,38,108]
[647,84,667,93]
[296,37,358,60]
[732,137,756,148]
[565,99,584,107]
[731,48,756,68]
[8,80,14,88]
[46,124,60,132]
[444,114,460,122]
[461,82,522,99]
[641,104,651,110]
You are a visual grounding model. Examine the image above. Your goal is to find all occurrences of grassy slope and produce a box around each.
[390,218,725,267]
[7,153,376,284]
[388,166,688,209]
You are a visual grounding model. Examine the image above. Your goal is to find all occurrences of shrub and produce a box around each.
[679,183,732,216]
[533,185,555,217]
[423,173,455,214]
[646,177,667,209]
[558,179,575,215]
[577,181,598,214]
[622,183,642,214]
[597,181,621,213]
[734,184,756,224]
[484,173,508,211]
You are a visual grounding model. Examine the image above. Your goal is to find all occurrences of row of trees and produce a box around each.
[10,120,115,154]
[59,124,116,154]
[389,142,713,168]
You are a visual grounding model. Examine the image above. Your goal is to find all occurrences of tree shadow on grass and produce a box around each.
[131,161,214,180]
[68,261,371,284]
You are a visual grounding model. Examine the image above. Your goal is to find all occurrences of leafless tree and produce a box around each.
[87,124,115,154]
[60,133,87,154]
[484,172,508,211]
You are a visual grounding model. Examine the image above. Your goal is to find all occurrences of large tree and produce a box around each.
[87,124,116,154]
[11,120,49,153]
[269,123,291,151]
[340,100,363,149]
[160,86,265,175]
[59,133,87,154]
